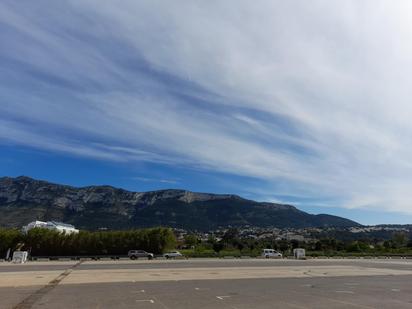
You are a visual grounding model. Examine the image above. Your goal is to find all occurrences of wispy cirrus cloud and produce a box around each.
[132,177,180,185]
[1,1,412,214]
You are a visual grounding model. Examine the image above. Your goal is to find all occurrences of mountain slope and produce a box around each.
[0,176,360,230]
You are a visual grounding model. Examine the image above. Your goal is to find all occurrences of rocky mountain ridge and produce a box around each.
[0,176,360,230]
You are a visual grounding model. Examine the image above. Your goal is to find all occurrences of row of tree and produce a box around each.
[0,227,176,257]
[2,226,411,258]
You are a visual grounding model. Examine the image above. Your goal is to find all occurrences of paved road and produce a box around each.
[1,259,412,308]
[2,258,412,272]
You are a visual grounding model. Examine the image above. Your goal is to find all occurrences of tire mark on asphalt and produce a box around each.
[13,260,83,309]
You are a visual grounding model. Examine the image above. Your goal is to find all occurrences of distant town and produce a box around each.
[174,225,412,245]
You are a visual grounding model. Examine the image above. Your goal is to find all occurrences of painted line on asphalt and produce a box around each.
[344,283,360,286]
[335,290,355,294]
[301,284,314,288]
[136,299,154,303]
[216,295,231,300]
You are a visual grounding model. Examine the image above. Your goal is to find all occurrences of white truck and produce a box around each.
[293,248,306,259]
[12,251,28,264]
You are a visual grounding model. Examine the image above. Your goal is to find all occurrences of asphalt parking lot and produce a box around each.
[1,258,412,309]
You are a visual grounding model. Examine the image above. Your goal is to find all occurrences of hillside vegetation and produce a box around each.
[0,176,360,230]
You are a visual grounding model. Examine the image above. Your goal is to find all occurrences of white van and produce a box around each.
[262,249,282,258]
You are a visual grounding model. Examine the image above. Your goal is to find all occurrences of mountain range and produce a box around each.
[0,176,360,230]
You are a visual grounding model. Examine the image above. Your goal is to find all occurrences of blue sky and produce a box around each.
[1,1,412,225]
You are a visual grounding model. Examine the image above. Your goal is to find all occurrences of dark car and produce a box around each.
[128,250,154,260]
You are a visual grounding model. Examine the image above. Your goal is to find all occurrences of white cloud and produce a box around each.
[132,176,180,185]
[1,1,412,214]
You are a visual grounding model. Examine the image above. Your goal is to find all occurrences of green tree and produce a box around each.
[222,228,239,244]
[213,242,225,254]
[184,234,199,248]
[0,229,22,258]
[392,232,408,249]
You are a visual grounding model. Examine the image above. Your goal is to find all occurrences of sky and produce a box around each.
[1,1,412,225]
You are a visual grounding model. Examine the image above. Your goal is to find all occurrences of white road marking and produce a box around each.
[152,297,171,309]
[391,289,400,292]
[195,287,210,291]
[301,284,313,287]
[216,295,231,300]
[344,283,360,286]
[132,289,146,293]
[136,299,155,303]
[277,301,309,309]
[335,290,355,294]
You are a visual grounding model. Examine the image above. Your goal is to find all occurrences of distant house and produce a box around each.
[284,233,305,242]
[22,220,79,234]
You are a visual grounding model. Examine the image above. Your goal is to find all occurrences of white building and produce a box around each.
[22,220,47,233]
[283,233,305,242]
[22,220,79,234]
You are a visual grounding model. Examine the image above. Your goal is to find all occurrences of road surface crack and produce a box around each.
[13,260,83,309]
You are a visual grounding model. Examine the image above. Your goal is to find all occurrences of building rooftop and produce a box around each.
[49,221,76,228]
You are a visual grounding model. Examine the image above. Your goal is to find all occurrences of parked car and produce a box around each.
[261,249,282,258]
[128,250,154,260]
[163,251,183,259]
